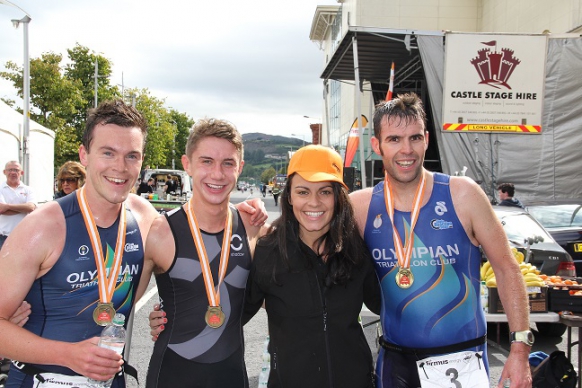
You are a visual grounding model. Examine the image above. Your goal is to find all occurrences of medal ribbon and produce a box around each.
[76,187,126,305]
[184,201,232,307]
[383,171,426,271]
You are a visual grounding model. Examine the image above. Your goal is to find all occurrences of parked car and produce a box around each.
[490,206,576,277]
[491,206,576,337]
[525,202,582,274]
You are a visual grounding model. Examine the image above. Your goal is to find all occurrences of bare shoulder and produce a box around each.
[449,176,498,244]
[16,201,65,239]
[145,214,175,273]
[2,201,66,275]
[147,214,173,246]
[126,194,158,230]
[350,188,373,236]
[449,176,491,211]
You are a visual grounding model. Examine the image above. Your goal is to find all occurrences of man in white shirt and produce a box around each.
[0,161,36,249]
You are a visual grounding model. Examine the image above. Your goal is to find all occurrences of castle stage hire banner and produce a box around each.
[442,32,547,134]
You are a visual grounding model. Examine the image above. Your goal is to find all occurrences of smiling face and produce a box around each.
[288,174,335,245]
[182,136,243,208]
[3,161,23,188]
[371,116,428,186]
[79,123,144,206]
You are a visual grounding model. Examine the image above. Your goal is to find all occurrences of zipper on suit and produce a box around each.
[314,268,334,387]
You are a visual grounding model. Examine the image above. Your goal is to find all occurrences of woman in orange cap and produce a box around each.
[243,145,381,388]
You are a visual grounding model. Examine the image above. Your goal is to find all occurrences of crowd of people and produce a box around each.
[0,95,535,388]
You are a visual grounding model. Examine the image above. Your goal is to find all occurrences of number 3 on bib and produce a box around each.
[416,351,489,388]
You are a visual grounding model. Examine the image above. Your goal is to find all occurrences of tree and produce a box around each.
[169,109,195,170]
[241,164,257,180]
[1,52,85,168]
[130,89,174,168]
[261,167,276,184]
[1,53,83,127]
[64,44,120,138]
[1,43,195,173]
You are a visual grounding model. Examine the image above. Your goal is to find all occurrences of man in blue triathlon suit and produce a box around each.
[0,100,160,388]
[0,104,267,388]
[350,93,532,388]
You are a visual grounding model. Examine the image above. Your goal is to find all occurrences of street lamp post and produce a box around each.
[4,0,32,185]
[291,133,306,147]
[171,120,177,170]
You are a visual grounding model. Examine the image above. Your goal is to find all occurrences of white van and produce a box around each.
[140,169,192,199]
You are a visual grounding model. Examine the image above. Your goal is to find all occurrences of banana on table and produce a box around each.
[480,247,545,288]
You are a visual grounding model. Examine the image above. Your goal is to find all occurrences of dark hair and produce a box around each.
[83,99,148,152]
[373,92,427,139]
[497,182,516,197]
[185,118,243,161]
[56,161,86,191]
[258,173,367,286]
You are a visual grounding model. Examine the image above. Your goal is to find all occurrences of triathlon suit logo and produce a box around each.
[470,40,521,90]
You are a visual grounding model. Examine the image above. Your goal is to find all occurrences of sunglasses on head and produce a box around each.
[60,178,78,184]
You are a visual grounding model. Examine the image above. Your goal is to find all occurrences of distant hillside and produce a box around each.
[242,133,307,156]
[239,133,310,179]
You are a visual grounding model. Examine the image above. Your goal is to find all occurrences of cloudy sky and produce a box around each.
[0,0,337,141]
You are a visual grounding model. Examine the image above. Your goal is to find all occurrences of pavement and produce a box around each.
[123,188,577,387]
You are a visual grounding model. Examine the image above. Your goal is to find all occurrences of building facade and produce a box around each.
[310,0,582,189]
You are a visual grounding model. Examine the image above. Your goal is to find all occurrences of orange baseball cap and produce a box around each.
[287,145,348,189]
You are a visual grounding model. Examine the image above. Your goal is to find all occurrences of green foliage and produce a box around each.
[64,44,120,138]
[54,125,81,167]
[1,54,84,129]
[1,43,194,173]
[132,89,172,168]
[261,167,276,184]
[169,109,195,170]
[240,164,257,180]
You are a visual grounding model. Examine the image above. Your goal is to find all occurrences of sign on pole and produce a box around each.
[442,32,547,134]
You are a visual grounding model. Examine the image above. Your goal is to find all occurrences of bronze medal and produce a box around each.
[384,172,425,292]
[205,306,225,328]
[395,267,414,289]
[93,303,115,326]
[77,188,126,327]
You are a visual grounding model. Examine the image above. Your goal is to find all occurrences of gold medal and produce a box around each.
[93,303,115,326]
[205,306,225,328]
[395,267,414,289]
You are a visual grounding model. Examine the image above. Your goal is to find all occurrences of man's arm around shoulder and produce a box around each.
[127,194,160,302]
[350,188,373,238]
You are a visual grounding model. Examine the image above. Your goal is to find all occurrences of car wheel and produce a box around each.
[535,322,567,337]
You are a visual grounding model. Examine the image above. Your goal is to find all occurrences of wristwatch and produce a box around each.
[509,330,535,346]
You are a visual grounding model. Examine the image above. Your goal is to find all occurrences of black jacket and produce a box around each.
[137,182,154,195]
[244,236,381,388]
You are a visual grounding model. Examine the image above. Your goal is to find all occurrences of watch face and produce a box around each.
[512,331,534,345]
[527,331,535,343]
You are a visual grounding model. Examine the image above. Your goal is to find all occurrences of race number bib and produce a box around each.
[34,373,94,388]
[416,351,489,388]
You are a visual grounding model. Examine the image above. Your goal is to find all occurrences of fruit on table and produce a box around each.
[480,260,545,288]
[511,247,525,264]
[542,275,580,287]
